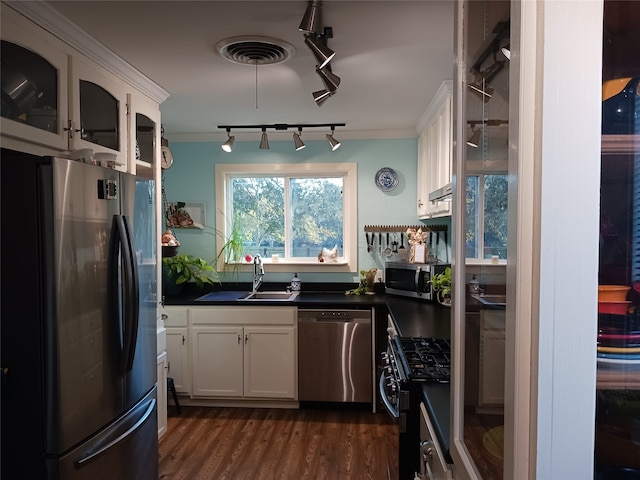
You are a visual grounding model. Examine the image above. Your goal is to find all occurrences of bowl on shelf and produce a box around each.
[598,285,630,302]
[598,300,632,315]
[162,245,180,257]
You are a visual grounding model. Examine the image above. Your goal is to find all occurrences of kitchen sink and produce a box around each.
[240,291,299,301]
[471,294,507,307]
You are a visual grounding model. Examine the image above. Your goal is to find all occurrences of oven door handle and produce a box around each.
[378,372,399,419]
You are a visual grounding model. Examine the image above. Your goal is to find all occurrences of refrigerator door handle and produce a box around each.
[75,397,156,466]
[121,215,140,373]
[108,215,139,374]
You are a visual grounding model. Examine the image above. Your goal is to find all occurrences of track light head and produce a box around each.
[221,128,235,152]
[326,126,341,151]
[466,128,481,148]
[468,75,494,98]
[313,89,333,106]
[259,128,270,150]
[304,34,335,70]
[293,129,306,151]
[316,66,340,92]
[299,0,324,35]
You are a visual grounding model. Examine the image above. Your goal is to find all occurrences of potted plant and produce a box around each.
[162,254,220,295]
[431,266,452,305]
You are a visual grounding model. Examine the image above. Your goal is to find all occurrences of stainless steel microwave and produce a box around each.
[384,262,450,300]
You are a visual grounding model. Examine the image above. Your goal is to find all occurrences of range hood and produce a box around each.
[428,183,453,202]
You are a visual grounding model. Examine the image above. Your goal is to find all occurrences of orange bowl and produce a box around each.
[598,300,632,315]
[598,285,630,302]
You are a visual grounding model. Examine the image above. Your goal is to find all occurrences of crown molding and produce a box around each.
[416,80,454,133]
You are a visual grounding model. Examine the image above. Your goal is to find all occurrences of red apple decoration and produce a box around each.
[245,254,253,263]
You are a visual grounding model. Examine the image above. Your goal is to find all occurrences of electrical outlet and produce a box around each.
[375,269,384,283]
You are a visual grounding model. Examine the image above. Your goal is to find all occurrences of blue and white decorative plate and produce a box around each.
[375,167,398,192]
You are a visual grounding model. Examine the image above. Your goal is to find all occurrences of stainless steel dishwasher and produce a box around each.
[298,309,372,402]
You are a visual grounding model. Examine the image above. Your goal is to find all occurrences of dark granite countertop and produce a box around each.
[163,283,452,464]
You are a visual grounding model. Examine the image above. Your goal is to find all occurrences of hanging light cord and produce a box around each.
[255,60,258,109]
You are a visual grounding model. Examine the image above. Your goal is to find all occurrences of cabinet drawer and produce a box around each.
[161,306,188,327]
[189,306,296,326]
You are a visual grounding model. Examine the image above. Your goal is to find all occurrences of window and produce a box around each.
[465,174,508,260]
[215,163,357,272]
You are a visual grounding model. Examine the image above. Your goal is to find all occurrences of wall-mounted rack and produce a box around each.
[364,224,448,233]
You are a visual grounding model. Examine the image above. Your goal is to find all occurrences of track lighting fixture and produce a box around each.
[304,34,335,70]
[293,128,306,151]
[299,0,324,35]
[221,128,235,152]
[259,128,270,150]
[326,126,341,151]
[218,123,345,151]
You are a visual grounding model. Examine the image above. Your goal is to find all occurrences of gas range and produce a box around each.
[393,336,451,383]
[379,334,451,479]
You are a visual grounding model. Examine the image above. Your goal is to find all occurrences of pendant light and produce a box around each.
[326,126,341,151]
[293,128,306,151]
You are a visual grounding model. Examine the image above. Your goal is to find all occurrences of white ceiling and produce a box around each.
[45,1,455,141]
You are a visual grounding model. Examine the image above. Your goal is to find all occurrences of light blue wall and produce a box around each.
[162,137,450,283]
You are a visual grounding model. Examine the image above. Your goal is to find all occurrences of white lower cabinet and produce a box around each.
[190,306,297,400]
[479,309,506,406]
[156,351,167,438]
[166,327,190,394]
[162,306,190,394]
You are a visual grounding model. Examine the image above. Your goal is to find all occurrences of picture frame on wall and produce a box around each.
[165,201,205,229]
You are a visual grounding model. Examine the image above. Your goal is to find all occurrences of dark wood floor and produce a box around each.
[159,405,398,480]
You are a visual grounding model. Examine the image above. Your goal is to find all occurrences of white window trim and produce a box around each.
[215,162,358,273]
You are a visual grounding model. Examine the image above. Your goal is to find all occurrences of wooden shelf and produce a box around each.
[364,224,448,233]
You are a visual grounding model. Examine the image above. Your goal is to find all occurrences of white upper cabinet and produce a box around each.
[0,10,69,151]
[0,2,168,174]
[417,81,453,219]
[68,57,128,167]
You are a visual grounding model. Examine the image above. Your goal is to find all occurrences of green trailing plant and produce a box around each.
[431,266,452,304]
[163,254,220,288]
[345,268,378,295]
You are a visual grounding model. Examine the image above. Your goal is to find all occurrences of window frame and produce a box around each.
[215,162,358,273]
[465,162,508,265]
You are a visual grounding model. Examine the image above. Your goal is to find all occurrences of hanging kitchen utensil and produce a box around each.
[444,230,449,263]
[392,233,398,253]
[384,233,393,257]
[435,231,440,263]
[366,233,372,253]
[398,233,408,261]
[379,233,383,255]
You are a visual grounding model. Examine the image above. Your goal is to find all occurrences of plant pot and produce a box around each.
[162,265,184,296]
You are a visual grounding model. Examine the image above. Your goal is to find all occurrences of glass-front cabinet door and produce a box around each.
[0,18,69,151]
[596,1,640,477]
[127,92,160,178]
[452,0,510,478]
[69,57,127,168]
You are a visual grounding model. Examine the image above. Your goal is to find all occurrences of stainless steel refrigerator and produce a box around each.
[1,150,158,479]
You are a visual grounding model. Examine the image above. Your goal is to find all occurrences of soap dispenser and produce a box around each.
[291,273,301,292]
[469,274,480,294]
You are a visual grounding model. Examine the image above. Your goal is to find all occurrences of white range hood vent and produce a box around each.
[428,183,453,202]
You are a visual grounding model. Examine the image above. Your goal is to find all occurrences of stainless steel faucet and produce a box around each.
[252,254,264,293]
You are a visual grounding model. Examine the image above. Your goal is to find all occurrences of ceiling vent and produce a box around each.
[216,36,295,66]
